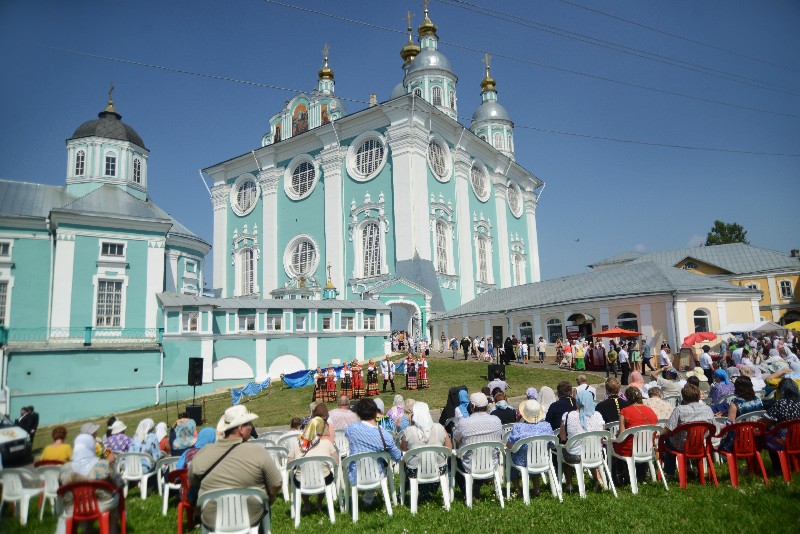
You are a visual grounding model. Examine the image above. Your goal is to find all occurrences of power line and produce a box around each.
[438,0,800,97]
[38,44,800,158]
[555,0,800,74]
[256,0,800,120]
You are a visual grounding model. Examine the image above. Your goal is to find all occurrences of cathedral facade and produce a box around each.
[206,9,544,336]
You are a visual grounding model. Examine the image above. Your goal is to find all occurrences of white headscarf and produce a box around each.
[155,422,168,442]
[412,402,434,443]
[539,386,557,413]
[134,418,155,443]
[72,434,99,477]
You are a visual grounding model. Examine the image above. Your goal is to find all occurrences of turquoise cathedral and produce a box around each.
[0,8,544,424]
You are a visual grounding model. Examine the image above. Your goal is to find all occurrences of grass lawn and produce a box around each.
[29,357,604,454]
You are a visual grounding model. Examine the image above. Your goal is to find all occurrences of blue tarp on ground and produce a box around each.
[231,377,271,405]
[281,360,408,389]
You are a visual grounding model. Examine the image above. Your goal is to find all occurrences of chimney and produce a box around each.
[791,249,799,258]
[369,93,377,107]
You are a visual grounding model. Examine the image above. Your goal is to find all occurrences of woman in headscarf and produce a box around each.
[129,418,161,471]
[455,389,470,420]
[172,418,197,457]
[559,390,605,491]
[400,402,451,499]
[311,402,336,443]
[286,416,339,513]
[506,399,552,495]
[176,427,216,469]
[57,433,124,534]
[710,368,735,407]
[386,394,405,424]
[538,386,557,414]
[155,422,170,456]
[396,398,415,432]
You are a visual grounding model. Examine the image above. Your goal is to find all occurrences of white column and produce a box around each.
[308,337,318,369]
[164,250,179,292]
[462,320,468,337]
[211,185,229,294]
[716,299,728,332]
[255,338,267,380]
[492,175,511,288]
[356,335,365,360]
[639,303,653,341]
[145,241,165,329]
[533,313,542,343]
[201,338,214,383]
[453,151,475,303]
[484,319,491,343]
[751,299,761,322]
[51,233,75,329]
[675,299,688,348]
[766,275,778,303]
[523,189,541,282]
[599,307,609,329]
[320,146,345,292]
[259,167,281,296]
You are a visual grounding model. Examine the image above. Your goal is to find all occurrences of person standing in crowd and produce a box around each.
[440,332,447,353]
[641,338,654,372]
[405,353,418,390]
[325,364,338,402]
[594,341,607,371]
[629,340,641,373]
[15,406,39,441]
[351,360,365,399]
[606,344,618,378]
[340,363,353,398]
[659,345,672,368]
[574,341,586,371]
[417,354,429,388]
[381,355,396,393]
[618,343,630,385]
[698,345,714,383]
[461,336,471,360]
[520,338,529,364]
[537,337,547,363]
[450,336,459,359]
[365,360,380,396]
[313,367,326,402]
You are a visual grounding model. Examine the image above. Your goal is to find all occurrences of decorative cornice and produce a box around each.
[348,192,389,242]
[211,185,229,210]
[258,167,282,197]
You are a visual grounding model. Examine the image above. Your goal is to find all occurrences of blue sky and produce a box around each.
[1,0,798,284]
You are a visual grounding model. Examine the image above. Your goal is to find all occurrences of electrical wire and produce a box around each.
[37,44,800,158]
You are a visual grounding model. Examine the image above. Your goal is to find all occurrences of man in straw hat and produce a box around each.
[189,405,282,530]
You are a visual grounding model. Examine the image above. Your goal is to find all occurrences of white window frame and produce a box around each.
[0,240,12,258]
[283,234,319,279]
[341,316,354,331]
[745,282,762,301]
[236,248,257,296]
[434,219,455,275]
[493,132,503,149]
[512,253,526,285]
[238,313,256,332]
[322,316,332,331]
[693,309,710,333]
[476,235,492,284]
[75,149,86,176]
[427,135,452,182]
[507,134,513,152]
[283,154,319,200]
[295,314,307,331]
[182,311,199,333]
[617,312,639,332]
[414,87,423,98]
[104,151,117,177]
[506,181,523,218]
[132,158,142,184]
[779,280,794,299]
[357,221,385,279]
[266,315,282,331]
[431,85,443,106]
[546,318,562,343]
[470,161,491,202]
[364,316,376,330]
[100,241,125,258]
[0,280,9,326]
[449,90,456,109]
[229,174,260,216]
[346,131,388,182]
[185,260,197,274]
[92,276,127,328]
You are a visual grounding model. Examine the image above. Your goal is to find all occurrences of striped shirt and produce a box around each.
[453,412,502,471]
[344,421,402,484]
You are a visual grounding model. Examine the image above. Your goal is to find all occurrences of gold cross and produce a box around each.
[108,82,115,102]
[483,52,491,70]
[322,43,329,60]
[405,10,414,30]
[421,0,429,11]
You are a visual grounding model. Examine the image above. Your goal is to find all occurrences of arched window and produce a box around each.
[414,87,423,98]
[239,248,255,296]
[477,236,490,283]
[291,161,315,197]
[546,318,562,343]
[507,185,520,216]
[235,179,258,214]
[75,150,85,176]
[449,90,455,109]
[355,138,384,177]
[617,312,639,333]
[104,154,117,177]
[507,135,513,152]
[431,85,443,106]
[513,254,525,285]
[493,132,503,149]
[519,321,533,342]
[133,158,141,184]
[693,309,710,332]
[289,239,316,276]
[435,220,449,274]
[362,222,382,277]
[471,164,487,200]
[427,139,448,180]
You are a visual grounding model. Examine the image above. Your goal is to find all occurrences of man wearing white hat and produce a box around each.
[189,405,282,530]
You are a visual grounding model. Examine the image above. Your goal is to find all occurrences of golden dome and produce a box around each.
[400,12,420,63]
[418,6,437,36]
[480,53,496,91]
[318,43,334,80]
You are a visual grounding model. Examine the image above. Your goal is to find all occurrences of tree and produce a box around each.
[705,220,749,246]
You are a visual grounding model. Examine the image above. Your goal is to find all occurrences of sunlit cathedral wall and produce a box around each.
[206,8,544,334]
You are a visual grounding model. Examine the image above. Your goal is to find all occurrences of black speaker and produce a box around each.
[188,357,203,386]
[488,364,506,381]
[186,404,203,426]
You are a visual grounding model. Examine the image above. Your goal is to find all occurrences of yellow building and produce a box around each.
[588,244,800,325]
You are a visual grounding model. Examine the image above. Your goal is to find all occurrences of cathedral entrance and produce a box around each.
[388,301,422,339]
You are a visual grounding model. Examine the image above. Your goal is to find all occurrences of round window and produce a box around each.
[507,183,522,218]
[230,175,260,216]
[292,161,315,196]
[346,132,388,182]
[471,164,489,202]
[427,139,451,182]
[285,235,319,278]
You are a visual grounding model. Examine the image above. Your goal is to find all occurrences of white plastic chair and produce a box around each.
[262,445,290,502]
[342,451,396,523]
[504,435,562,504]
[663,396,681,408]
[197,487,271,534]
[286,457,337,528]
[610,425,668,494]
[453,442,505,509]
[333,430,350,512]
[735,410,767,423]
[558,430,617,499]
[116,452,156,499]
[501,424,515,444]
[0,468,44,526]
[398,445,452,514]
[334,430,350,458]
[276,432,301,450]
[35,465,62,519]
[155,456,180,497]
[604,422,619,440]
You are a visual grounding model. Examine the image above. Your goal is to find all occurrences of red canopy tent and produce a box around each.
[591,327,642,338]
[682,331,717,347]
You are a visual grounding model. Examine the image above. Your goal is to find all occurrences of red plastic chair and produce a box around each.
[56,480,126,534]
[658,422,718,489]
[765,418,800,483]
[166,469,194,534]
[715,421,769,487]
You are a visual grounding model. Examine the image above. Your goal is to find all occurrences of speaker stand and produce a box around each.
[192,385,197,406]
